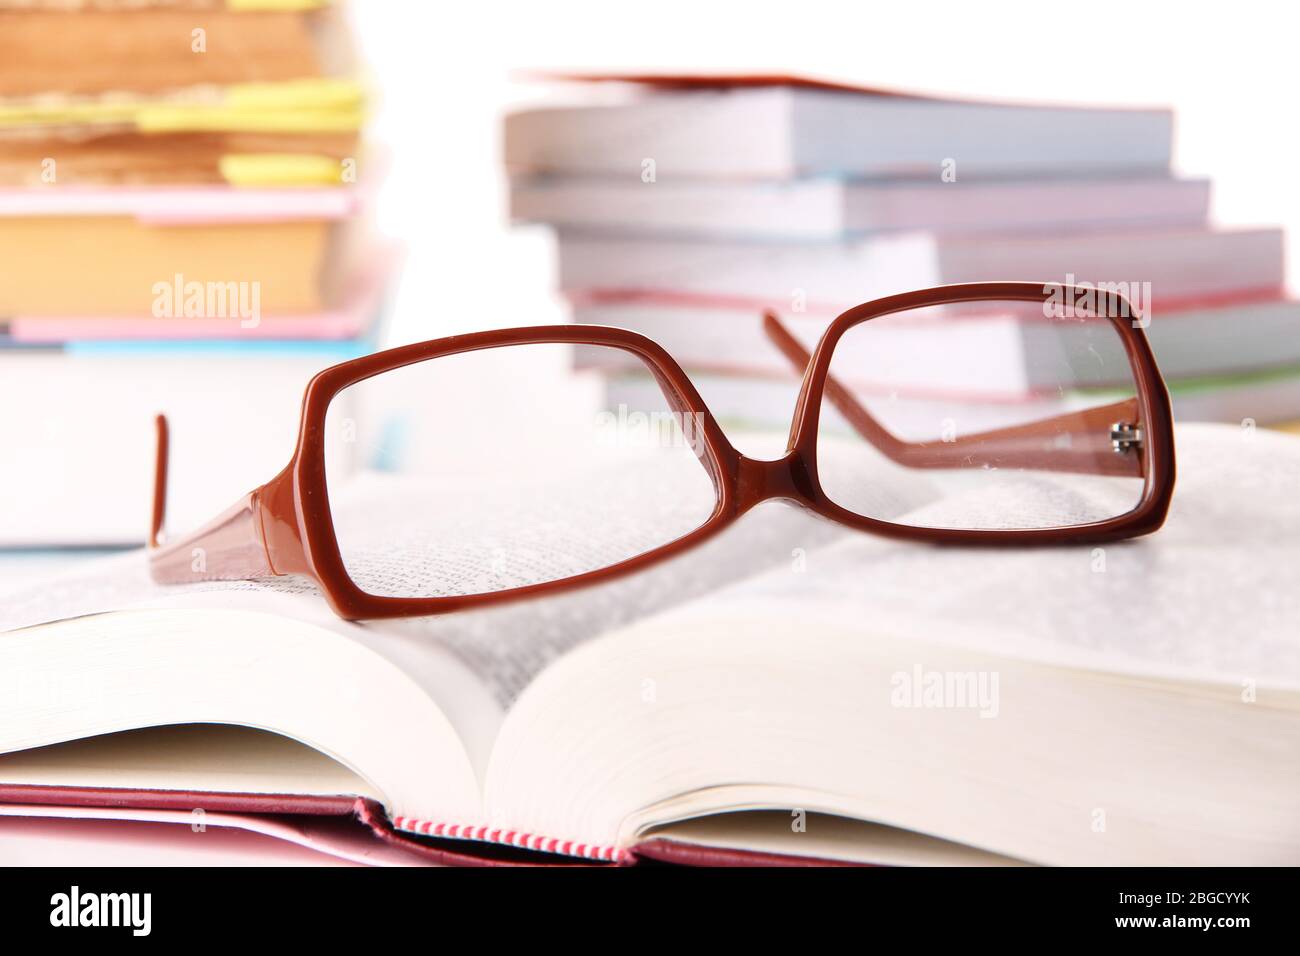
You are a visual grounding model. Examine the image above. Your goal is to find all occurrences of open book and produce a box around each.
[1,424,1297,866]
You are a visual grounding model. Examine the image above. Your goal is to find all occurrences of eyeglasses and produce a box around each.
[148,281,1175,620]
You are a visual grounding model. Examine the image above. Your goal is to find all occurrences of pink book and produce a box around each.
[0,185,361,225]
[0,803,412,867]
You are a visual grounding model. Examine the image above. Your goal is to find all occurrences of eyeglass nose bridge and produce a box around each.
[734,451,817,513]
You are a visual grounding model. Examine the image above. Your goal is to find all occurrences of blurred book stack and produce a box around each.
[0,0,392,545]
[506,75,1300,437]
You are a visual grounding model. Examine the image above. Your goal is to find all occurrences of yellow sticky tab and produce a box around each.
[0,101,139,127]
[220,153,348,186]
[0,78,364,132]
[138,104,363,133]
[225,78,364,111]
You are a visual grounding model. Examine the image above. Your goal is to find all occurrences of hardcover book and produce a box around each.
[1,424,1297,866]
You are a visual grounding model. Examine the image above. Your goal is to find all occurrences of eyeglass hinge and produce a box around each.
[1110,421,1143,454]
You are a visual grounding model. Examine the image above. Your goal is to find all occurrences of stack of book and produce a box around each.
[506,75,1300,435]
[0,0,391,546]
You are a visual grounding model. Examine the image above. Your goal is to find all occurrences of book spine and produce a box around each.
[390,815,631,864]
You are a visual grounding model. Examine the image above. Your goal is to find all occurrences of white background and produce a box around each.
[348,0,1298,345]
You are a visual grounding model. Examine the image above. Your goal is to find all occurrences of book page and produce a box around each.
[0,502,847,709]
[372,501,846,707]
[12,424,1289,702]
[0,491,858,788]
[0,433,944,713]
[655,424,1300,687]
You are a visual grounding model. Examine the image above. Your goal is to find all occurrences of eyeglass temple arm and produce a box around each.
[148,414,279,584]
[762,312,1143,478]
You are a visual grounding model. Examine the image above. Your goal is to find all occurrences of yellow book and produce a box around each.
[0,217,336,315]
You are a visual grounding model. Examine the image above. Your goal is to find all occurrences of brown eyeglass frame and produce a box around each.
[148,281,1175,621]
